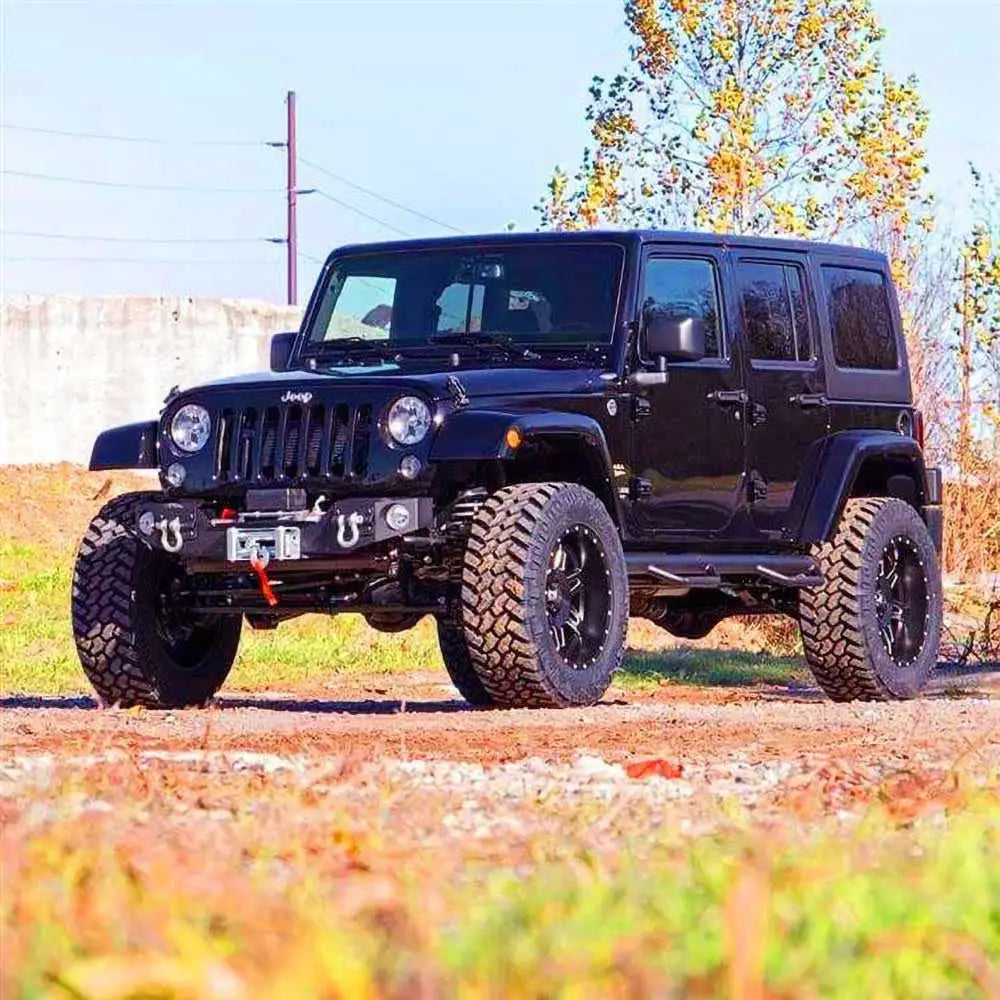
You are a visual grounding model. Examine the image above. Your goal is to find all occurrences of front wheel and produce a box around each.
[72,493,242,708]
[799,497,942,701]
[459,483,628,708]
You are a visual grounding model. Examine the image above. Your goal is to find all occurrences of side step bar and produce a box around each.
[625,552,824,589]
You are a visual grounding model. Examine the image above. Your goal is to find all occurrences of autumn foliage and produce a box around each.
[540,0,998,581]
[539,0,931,289]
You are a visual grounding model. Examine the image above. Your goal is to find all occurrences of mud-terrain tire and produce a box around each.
[435,617,495,706]
[800,497,941,701]
[72,492,242,708]
[460,483,628,708]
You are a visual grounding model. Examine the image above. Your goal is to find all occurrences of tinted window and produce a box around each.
[309,244,623,346]
[642,258,723,358]
[737,261,811,362]
[823,266,898,370]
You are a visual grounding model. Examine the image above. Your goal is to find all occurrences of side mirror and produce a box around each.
[270,332,297,372]
[644,315,707,363]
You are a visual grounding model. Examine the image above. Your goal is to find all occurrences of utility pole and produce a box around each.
[285,90,297,306]
[268,90,313,304]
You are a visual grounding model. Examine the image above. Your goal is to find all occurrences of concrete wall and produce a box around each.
[0,296,303,464]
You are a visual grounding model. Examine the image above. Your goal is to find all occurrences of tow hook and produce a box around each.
[336,511,364,549]
[249,544,278,607]
[138,511,184,552]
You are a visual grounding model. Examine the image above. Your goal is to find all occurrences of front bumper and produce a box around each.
[135,496,434,569]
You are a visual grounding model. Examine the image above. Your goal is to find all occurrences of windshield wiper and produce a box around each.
[308,337,395,360]
[428,331,541,361]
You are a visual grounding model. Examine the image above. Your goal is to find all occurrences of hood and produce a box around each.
[189,362,607,403]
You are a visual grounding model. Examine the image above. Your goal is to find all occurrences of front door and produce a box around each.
[732,252,830,538]
[630,249,746,539]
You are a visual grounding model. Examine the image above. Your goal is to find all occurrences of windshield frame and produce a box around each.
[296,238,629,361]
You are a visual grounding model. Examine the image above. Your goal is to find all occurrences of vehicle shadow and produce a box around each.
[216,695,472,715]
[1,695,97,710]
[0,694,473,714]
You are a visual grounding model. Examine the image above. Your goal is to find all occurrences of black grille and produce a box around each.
[214,402,372,484]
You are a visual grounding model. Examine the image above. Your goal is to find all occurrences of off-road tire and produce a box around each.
[72,492,242,708]
[800,497,942,701]
[460,482,628,708]
[435,617,495,706]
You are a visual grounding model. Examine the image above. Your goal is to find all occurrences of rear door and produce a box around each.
[733,251,830,538]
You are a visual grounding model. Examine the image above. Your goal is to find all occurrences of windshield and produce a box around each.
[306,243,624,350]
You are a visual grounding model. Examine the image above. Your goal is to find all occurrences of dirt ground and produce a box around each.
[3,669,998,805]
[2,463,997,809]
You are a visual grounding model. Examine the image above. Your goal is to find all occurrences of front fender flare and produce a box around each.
[90,421,159,471]
[790,430,929,543]
[430,408,620,517]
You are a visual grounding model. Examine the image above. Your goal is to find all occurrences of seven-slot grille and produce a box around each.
[213,402,372,484]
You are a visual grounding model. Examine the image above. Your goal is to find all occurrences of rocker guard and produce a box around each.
[90,421,159,470]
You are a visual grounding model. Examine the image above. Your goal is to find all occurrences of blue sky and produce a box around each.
[1,0,997,302]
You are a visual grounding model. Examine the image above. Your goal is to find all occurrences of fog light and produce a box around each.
[165,463,186,487]
[138,511,156,536]
[399,455,422,480]
[385,503,412,532]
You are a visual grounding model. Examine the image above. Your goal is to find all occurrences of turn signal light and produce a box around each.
[505,426,523,450]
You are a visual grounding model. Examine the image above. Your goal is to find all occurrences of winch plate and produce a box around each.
[226,526,301,563]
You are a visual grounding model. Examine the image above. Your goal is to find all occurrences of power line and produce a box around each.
[298,251,328,266]
[2,229,270,245]
[313,188,414,237]
[298,154,463,233]
[0,122,265,147]
[1,169,281,194]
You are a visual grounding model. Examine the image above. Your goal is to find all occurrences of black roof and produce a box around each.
[331,228,886,265]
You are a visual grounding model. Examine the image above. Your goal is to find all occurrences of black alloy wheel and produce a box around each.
[545,525,612,669]
[874,535,929,666]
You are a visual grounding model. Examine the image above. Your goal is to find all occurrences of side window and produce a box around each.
[823,266,898,370]
[642,257,723,358]
[736,261,811,363]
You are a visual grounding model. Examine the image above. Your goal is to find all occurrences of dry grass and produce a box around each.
[4,751,998,999]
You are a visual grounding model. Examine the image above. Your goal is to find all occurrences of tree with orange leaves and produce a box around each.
[539,0,933,290]
[956,166,1000,436]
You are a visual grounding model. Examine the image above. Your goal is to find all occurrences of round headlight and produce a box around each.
[386,396,431,446]
[170,404,212,453]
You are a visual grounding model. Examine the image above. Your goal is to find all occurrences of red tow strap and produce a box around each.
[249,550,278,607]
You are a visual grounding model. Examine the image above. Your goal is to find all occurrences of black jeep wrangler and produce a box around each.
[72,230,943,709]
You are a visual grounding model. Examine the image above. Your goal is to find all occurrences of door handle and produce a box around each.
[789,393,828,408]
[706,389,748,406]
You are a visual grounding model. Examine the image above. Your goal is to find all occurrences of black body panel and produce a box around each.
[90,421,159,471]
[789,430,929,544]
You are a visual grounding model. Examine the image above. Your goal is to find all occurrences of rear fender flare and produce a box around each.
[790,430,928,543]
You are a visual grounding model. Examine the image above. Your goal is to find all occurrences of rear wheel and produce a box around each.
[800,497,941,701]
[459,483,628,708]
[72,493,241,708]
